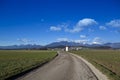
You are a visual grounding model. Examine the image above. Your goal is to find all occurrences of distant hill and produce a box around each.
[0,41,120,50]
[0,44,43,50]
[46,41,84,48]
[104,43,120,49]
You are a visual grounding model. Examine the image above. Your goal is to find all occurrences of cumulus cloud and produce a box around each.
[80,35,87,38]
[92,37,103,44]
[66,18,97,33]
[99,26,106,30]
[77,18,97,26]
[106,19,120,27]
[50,26,61,31]
[65,27,83,33]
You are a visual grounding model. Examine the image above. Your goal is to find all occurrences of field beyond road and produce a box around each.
[70,50,120,80]
[0,50,57,80]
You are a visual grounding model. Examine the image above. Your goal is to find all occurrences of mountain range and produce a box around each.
[0,41,120,49]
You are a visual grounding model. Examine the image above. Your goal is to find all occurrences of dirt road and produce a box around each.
[16,51,108,80]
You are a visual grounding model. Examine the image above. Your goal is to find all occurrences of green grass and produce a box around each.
[0,50,57,80]
[70,50,120,80]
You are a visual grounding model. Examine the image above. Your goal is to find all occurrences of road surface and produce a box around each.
[16,51,108,80]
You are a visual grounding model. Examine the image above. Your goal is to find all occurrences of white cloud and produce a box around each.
[17,38,32,43]
[65,27,83,33]
[106,19,120,27]
[80,35,87,38]
[66,18,97,33]
[92,42,100,44]
[57,38,69,41]
[50,23,68,31]
[77,18,97,26]
[92,37,103,44]
[99,26,106,30]
[50,26,61,31]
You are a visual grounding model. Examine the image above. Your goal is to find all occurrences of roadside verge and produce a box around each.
[6,52,58,80]
[69,52,109,80]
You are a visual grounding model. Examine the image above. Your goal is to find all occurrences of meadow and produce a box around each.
[70,50,120,80]
[0,50,57,80]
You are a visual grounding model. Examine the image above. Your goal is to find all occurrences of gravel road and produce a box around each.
[16,51,108,80]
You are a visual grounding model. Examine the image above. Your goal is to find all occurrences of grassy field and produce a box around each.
[70,50,120,80]
[0,50,57,80]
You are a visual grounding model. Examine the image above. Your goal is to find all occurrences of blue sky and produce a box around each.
[0,0,120,46]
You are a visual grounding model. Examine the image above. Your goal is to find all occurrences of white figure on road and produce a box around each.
[65,46,68,51]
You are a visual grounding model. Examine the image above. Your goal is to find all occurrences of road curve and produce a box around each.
[16,51,106,80]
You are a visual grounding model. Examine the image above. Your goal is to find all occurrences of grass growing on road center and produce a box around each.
[0,50,57,80]
[70,50,120,80]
